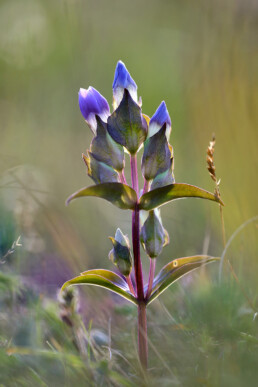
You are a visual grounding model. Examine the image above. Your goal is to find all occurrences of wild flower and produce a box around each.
[61,61,223,369]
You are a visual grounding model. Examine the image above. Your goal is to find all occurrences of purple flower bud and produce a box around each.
[78,87,110,134]
[112,61,138,108]
[148,101,171,140]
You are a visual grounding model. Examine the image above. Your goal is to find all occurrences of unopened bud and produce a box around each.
[109,228,132,276]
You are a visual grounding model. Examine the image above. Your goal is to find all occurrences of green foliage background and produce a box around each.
[0,0,257,385]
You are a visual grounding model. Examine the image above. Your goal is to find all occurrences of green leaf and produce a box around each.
[80,269,128,288]
[139,183,224,210]
[146,255,220,305]
[66,182,137,210]
[61,269,137,305]
[107,89,147,154]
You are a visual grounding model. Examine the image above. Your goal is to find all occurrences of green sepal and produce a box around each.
[66,182,137,210]
[90,116,125,172]
[107,89,147,154]
[139,183,224,210]
[109,228,132,276]
[146,255,220,305]
[141,124,171,181]
[140,209,167,258]
[150,158,175,190]
[83,151,119,184]
[61,269,137,305]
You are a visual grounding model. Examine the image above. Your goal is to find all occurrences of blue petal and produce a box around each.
[150,101,171,127]
[113,61,137,90]
[78,87,110,133]
[112,61,138,107]
[148,101,171,138]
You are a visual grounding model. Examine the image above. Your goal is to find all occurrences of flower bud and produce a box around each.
[113,61,138,109]
[107,89,147,155]
[148,101,171,140]
[109,228,132,276]
[78,87,110,134]
[141,124,171,181]
[90,116,124,172]
[82,151,119,184]
[140,209,169,258]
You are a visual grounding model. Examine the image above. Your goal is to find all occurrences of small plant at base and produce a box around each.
[61,61,224,370]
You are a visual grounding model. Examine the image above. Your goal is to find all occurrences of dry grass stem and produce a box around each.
[206,135,226,246]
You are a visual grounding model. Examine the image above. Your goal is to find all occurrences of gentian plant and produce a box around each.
[61,61,223,369]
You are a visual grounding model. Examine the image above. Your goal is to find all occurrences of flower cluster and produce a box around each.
[78,61,174,266]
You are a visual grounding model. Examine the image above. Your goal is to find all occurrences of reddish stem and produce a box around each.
[126,275,136,296]
[119,170,127,185]
[130,153,148,369]
[146,258,156,300]
[132,207,144,301]
[138,301,148,369]
[130,154,139,196]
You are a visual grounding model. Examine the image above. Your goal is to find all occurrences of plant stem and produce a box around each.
[126,275,136,296]
[138,301,148,369]
[133,206,148,368]
[146,258,156,300]
[119,170,127,185]
[132,208,144,301]
[219,204,226,248]
[130,154,139,196]
[130,153,148,369]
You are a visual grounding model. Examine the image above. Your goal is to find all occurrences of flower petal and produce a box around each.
[113,61,138,108]
[148,101,171,139]
[78,87,110,134]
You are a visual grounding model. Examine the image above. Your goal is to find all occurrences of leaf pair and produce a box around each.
[61,256,219,305]
[66,182,224,210]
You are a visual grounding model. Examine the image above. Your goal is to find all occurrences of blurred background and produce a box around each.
[0,0,257,385]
